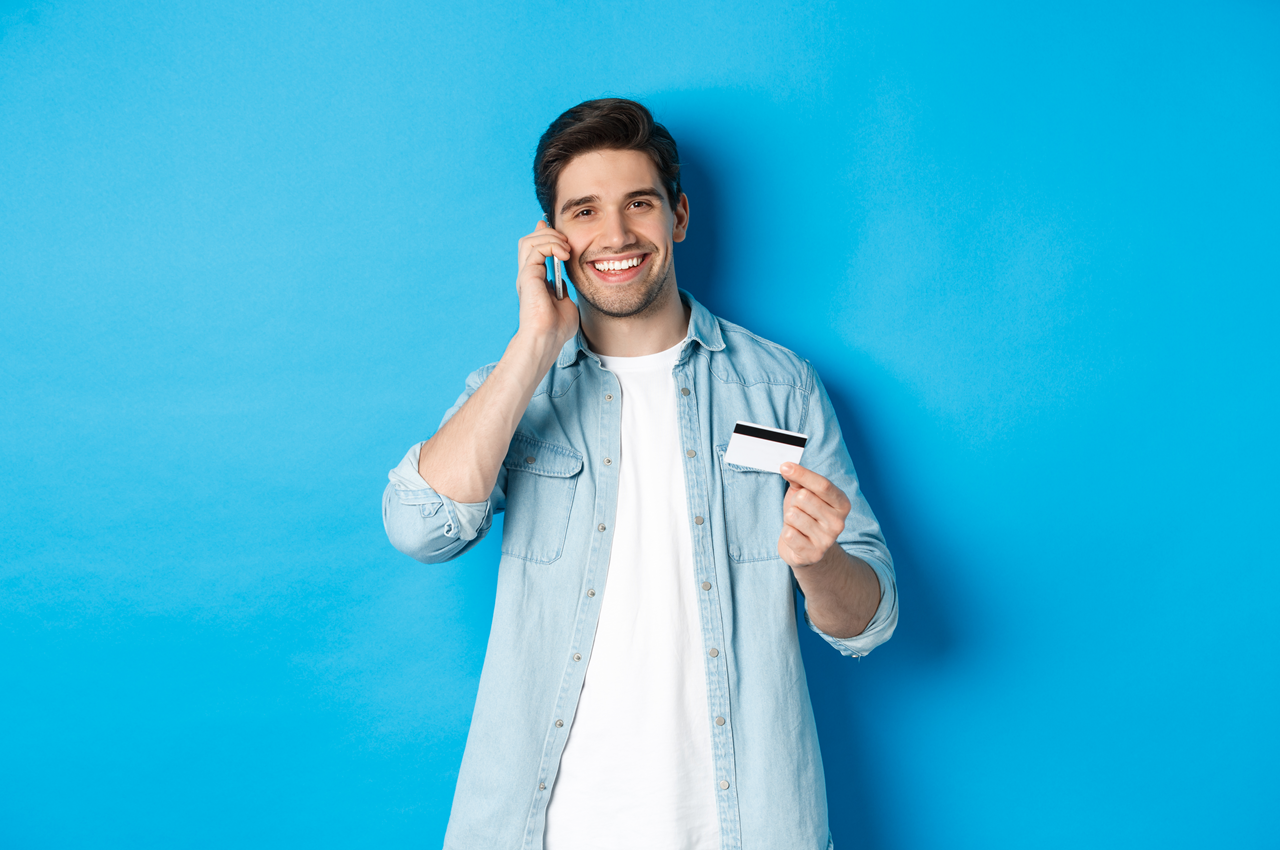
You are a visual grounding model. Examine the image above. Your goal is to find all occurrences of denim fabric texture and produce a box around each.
[383,291,897,850]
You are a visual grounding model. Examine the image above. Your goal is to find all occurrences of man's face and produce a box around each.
[553,148,689,319]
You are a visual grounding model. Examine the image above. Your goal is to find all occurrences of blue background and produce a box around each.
[2,1,1277,847]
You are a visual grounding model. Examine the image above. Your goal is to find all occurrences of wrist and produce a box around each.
[505,331,563,376]
[791,542,847,576]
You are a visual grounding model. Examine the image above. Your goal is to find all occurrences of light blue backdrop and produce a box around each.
[2,1,1276,847]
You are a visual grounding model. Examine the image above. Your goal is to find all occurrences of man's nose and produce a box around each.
[599,210,635,250]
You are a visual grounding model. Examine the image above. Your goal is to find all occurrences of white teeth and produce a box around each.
[594,257,642,272]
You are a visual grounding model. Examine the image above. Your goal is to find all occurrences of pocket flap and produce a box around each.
[715,442,788,562]
[716,443,782,476]
[503,433,584,478]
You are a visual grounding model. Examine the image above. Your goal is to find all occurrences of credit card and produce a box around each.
[723,421,808,473]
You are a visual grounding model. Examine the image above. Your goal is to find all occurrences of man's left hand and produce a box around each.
[777,463,851,568]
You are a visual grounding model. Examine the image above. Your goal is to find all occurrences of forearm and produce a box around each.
[418,332,561,503]
[791,548,882,640]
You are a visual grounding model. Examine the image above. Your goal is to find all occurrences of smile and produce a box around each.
[592,256,644,272]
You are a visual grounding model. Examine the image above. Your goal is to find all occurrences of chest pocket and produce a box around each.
[501,433,584,564]
[717,443,788,562]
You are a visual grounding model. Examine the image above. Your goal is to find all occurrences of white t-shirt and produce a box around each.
[543,340,720,850]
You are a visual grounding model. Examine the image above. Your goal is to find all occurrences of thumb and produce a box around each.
[536,219,547,230]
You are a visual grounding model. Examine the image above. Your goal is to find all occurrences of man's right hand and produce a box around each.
[516,220,580,356]
[417,221,580,502]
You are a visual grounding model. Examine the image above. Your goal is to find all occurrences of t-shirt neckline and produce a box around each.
[593,338,687,373]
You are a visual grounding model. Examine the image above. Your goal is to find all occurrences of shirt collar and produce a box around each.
[555,288,726,369]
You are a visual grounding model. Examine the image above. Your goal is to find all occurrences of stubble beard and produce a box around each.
[570,250,675,320]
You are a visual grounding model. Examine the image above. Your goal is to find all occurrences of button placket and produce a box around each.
[533,368,622,826]
[673,361,740,845]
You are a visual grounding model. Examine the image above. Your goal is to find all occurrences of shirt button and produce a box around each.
[540,783,546,791]
[555,719,564,728]
[587,588,596,597]
[573,653,582,662]
[605,393,614,401]
[694,515,704,525]
[525,456,535,464]
[604,457,612,465]
[708,648,719,658]
[701,581,711,591]
[719,780,730,790]
[681,387,690,396]
[686,449,696,458]
[716,716,725,726]
[598,523,606,532]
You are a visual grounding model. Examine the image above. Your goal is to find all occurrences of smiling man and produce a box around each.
[383,99,898,850]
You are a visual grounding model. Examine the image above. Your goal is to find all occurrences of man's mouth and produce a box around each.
[592,256,644,272]
[586,253,650,283]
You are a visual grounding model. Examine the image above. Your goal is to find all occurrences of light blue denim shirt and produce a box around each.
[383,291,897,850]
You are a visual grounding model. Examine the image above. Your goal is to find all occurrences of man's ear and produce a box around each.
[672,193,690,243]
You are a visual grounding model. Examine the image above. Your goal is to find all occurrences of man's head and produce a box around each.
[534,99,682,223]
[534,99,689,319]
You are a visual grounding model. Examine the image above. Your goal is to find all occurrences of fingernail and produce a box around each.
[781,463,793,472]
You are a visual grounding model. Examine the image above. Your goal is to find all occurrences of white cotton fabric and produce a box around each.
[543,339,720,850]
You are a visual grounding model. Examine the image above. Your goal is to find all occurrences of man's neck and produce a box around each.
[579,283,690,357]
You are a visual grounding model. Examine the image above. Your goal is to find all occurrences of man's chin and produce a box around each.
[575,271,672,319]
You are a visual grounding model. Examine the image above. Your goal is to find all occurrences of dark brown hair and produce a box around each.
[534,98,682,224]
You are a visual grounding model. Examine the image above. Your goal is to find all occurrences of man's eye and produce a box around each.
[629,200,651,209]
[574,209,594,217]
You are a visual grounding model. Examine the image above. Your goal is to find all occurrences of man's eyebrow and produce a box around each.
[559,188,665,216]
[623,188,664,202]
[559,194,599,215]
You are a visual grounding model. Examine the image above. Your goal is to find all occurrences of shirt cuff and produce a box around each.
[388,442,491,541]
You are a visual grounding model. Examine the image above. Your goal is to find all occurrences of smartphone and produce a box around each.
[544,217,565,300]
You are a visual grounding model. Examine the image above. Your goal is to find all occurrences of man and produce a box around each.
[383,99,897,850]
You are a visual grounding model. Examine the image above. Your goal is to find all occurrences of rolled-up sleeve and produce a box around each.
[382,364,503,565]
[798,363,899,658]
[803,553,898,658]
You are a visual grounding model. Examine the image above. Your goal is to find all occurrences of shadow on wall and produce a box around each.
[806,380,959,850]
[677,139,961,850]
[671,143,727,320]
